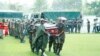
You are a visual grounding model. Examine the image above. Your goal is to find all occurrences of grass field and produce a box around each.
[0,34,100,56]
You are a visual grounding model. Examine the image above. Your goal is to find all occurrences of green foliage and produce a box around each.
[33,0,48,12]
[52,0,82,11]
[32,0,82,12]
[86,1,100,16]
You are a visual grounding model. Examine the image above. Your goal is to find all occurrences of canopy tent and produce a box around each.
[42,11,81,20]
[0,10,23,18]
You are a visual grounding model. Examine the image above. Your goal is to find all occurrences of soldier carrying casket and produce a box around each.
[54,17,66,56]
[32,18,49,56]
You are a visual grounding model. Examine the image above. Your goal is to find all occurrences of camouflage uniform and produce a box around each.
[54,22,65,55]
[18,22,25,43]
[28,22,36,52]
[32,22,48,56]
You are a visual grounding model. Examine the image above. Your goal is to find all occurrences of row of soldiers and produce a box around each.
[7,19,49,56]
[87,18,100,33]
[8,19,26,43]
[65,19,83,33]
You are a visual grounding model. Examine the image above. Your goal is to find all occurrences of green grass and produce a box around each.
[0,34,100,56]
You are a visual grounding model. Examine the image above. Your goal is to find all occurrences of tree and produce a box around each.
[33,0,48,12]
[86,1,100,16]
[52,0,82,11]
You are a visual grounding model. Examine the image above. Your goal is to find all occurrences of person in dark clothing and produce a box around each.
[54,17,66,56]
[32,19,48,56]
[77,19,83,33]
[48,36,55,52]
[74,19,78,33]
[87,19,90,33]
[14,21,19,39]
[28,21,36,52]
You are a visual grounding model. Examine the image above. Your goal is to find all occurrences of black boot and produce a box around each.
[56,48,60,56]
[36,48,39,55]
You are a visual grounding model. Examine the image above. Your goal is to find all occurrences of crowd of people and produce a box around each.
[87,18,100,33]
[65,19,83,33]
[28,18,66,56]
[1,17,66,56]
[0,17,100,56]
[8,19,26,43]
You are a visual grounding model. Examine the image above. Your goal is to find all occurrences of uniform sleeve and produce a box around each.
[57,23,64,30]
[41,25,48,35]
[42,26,46,32]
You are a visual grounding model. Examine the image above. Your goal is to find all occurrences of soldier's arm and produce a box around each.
[42,26,49,34]
[58,24,65,36]
[59,30,64,36]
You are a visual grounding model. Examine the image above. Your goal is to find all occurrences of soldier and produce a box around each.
[48,34,55,52]
[32,19,48,56]
[18,21,25,43]
[28,20,36,52]
[11,20,15,36]
[8,20,12,36]
[93,19,97,33]
[48,20,56,52]
[21,21,26,43]
[70,20,74,33]
[77,19,83,33]
[54,17,66,56]
[87,19,90,33]
[8,20,11,35]
[12,20,15,36]
[73,19,78,33]
[28,22,33,51]
[14,20,19,39]
[67,20,72,33]
[96,19,100,32]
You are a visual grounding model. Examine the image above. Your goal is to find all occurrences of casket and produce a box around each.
[35,23,58,36]
[44,23,58,36]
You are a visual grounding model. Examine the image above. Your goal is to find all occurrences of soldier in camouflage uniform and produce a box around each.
[28,20,36,52]
[54,17,66,56]
[18,21,25,43]
[77,19,83,33]
[32,19,48,56]
[73,19,78,33]
[14,20,19,39]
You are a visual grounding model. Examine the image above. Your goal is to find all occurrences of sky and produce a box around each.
[0,0,35,4]
[0,0,96,8]
[0,0,96,4]
[86,0,96,3]
[0,0,35,8]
